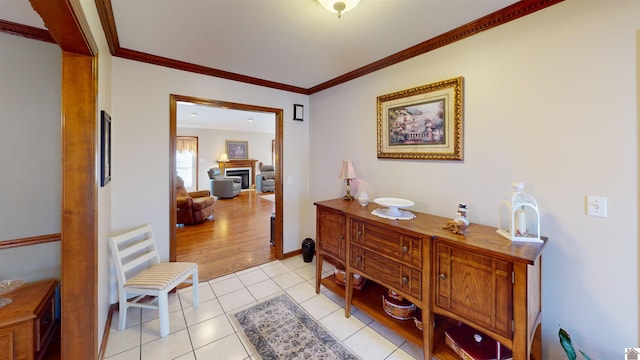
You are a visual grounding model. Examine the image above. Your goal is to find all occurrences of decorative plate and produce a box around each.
[372,198,416,220]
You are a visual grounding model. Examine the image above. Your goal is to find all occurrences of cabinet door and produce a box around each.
[435,241,513,338]
[351,220,422,268]
[317,207,346,261]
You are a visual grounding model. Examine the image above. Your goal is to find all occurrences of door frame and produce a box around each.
[168,94,284,262]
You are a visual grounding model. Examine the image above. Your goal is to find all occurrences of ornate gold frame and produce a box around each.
[377,77,464,160]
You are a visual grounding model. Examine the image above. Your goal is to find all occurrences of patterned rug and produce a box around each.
[233,294,359,360]
[259,194,275,202]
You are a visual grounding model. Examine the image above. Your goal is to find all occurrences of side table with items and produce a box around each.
[0,279,58,360]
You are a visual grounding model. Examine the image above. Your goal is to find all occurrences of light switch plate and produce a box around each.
[586,196,607,218]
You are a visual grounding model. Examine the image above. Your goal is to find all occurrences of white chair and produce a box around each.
[109,224,199,337]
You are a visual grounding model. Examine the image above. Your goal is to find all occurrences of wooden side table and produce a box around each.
[0,279,58,360]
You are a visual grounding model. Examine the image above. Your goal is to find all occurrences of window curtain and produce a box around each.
[177,136,197,154]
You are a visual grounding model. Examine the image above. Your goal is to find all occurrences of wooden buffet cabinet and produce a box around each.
[314,199,546,360]
[0,279,58,360]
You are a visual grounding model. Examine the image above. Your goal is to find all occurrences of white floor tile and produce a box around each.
[182,298,224,326]
[299,293,341,320]
[246,279,283,300]
[370,320,408,347]
[211,276,245,297]
[259,261,291,277]
[179,282,214,307]
[104,346,140,360]
[173,351,196,360]
[188,313,235,349]
[208,272,237,284]
[105,256,421,360]
[272,271,305,289]
[319,309,366,341]
[343,327,398,360]
[193,333,249,360]
[110,308,141,332]
[399,341,424,360]
[140,310,187,344]
[386,347,419,360]
[217,288,257,313]
[294,264,317,280]
[140,329,192,360]
[104,326,141,358]
[237,268,270,286]
[285,281,317,303]
[281,256,309,270]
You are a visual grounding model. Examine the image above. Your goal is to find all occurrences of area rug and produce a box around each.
[260,194,275,202]
[233,294,359,360]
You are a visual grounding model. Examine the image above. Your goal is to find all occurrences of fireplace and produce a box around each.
[226,169,250,189]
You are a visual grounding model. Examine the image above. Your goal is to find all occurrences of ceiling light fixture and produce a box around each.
[317,0,360,18]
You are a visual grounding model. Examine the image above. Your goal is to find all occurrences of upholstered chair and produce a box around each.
[176,176,215,225]
[207,168,242,198]
[256,164,275,192]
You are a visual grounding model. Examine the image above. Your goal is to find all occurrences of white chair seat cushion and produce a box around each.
[125,262,196,290]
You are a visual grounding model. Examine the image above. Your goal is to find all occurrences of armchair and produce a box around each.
[207,168,242,199]
[176,176,215,225]
[256,164,275,193]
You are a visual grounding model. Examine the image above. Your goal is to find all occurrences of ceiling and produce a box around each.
[0,0,532,91]
[1,0,558,131]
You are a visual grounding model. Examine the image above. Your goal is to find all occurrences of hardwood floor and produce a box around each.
[176,189,276,281]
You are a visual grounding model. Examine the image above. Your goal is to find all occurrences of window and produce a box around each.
[176,136,198,191]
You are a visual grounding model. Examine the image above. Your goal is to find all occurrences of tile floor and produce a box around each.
[104,255,425,360]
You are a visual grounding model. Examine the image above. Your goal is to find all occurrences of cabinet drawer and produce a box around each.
[351,220,422,268]
[351,245,421,300]
[435,241,513,338]
[34,295,55,352]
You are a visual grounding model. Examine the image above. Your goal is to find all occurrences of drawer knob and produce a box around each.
[402,246,408,253]
[340,235,344,240]
[356,256,362,263]
[402,276,408,284]
[439,273,447,280]
[358,230,362,236]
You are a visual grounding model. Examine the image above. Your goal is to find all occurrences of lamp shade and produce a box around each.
[317,0,360,17]
[339,160,357,179]
[218,153,229,162]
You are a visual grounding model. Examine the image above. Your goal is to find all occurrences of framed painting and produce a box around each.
[101,110,111,186]
[226,140,249,160]
[377,76,464,160]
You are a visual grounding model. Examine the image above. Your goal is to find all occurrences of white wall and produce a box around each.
[177,127,275,191]
[0,32,61,281]
[111,59,310,266]
[309,0,638,358]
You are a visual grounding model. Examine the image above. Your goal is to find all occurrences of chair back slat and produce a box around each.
[109,224,161,283]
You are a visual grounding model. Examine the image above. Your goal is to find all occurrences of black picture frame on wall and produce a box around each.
[293,104,303,121]
[101,110,111,187]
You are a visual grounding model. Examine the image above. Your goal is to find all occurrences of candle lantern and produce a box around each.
[496,182,542,243]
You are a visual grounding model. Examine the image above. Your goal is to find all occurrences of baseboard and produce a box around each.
[98,304,118,360]
[282,248,303,259]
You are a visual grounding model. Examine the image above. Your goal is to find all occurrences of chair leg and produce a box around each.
[192,268,199,308]
[158,293,170,337]
[118,293,128,331]
[118,304,128,331]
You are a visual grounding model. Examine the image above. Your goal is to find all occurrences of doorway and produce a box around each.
[169,94,284,277]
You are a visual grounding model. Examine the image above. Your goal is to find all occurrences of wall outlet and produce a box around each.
[586,196,607,218]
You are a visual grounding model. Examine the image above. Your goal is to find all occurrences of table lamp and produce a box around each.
[339,160,357,200]
[218,153,229,174]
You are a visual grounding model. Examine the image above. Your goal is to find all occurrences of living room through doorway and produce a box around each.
[169,95,284,281]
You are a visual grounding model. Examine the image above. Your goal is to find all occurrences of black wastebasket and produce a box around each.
[302,238,315,262]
